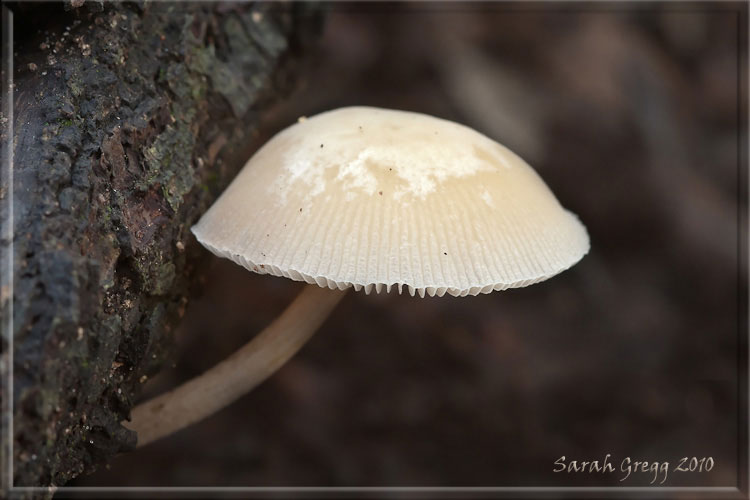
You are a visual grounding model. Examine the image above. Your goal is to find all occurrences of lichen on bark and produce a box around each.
[4,0,320,489]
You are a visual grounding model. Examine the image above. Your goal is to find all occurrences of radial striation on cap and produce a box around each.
[192,106,589,297]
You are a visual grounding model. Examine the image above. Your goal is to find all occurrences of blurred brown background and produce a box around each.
[73,1,745,489]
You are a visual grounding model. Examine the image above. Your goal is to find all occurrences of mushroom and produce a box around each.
[126,106,589,446]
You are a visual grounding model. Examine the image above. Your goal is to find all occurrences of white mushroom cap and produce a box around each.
[192,106,589,297]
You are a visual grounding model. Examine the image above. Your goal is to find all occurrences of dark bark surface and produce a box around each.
[3,1,320,489]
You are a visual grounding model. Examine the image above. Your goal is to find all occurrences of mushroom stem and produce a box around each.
[126,285,347,447]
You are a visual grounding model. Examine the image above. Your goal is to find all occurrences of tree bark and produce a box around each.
[2,0,320,488]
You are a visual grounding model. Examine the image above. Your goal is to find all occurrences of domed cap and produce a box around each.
[192,106,589,297]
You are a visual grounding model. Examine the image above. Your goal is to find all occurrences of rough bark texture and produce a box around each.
[3,0,320,489]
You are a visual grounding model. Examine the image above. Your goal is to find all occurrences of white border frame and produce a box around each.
[0,1,747,498]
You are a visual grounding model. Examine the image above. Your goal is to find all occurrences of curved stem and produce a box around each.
[126,285,347,447]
